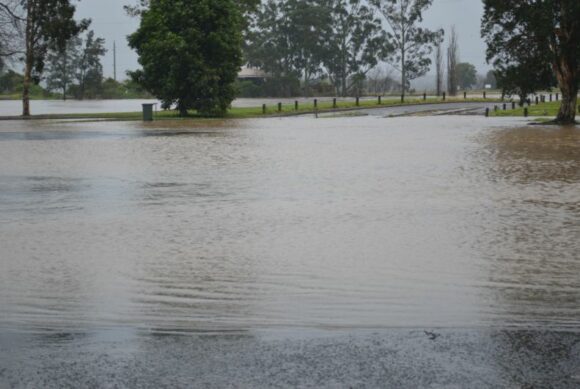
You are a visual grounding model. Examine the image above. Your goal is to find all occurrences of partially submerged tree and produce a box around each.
[1,0,88,116]
[128,0,243,116]
[371,0,443,101]
[446,26,458,96]
[482,0,580,124]
[457,62,477,90]
[322,0,390,97]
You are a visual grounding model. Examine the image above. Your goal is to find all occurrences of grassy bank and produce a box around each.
[3,97,502,121]
[490,101,564,118]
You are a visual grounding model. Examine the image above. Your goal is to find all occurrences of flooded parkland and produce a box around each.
[1,113,579,387]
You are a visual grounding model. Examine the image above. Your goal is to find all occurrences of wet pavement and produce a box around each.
[0,114,579,387]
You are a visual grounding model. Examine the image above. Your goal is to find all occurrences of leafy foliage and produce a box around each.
[482,0,580,123]
[128,0,243,116]
[1,0,89,114]
[246,0,329,96]
[371,0,443,99]
[45,30,106,100]
[321,0,390,97]
[456,62,477,90]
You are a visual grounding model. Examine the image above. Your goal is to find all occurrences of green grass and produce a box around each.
[14,96,502,121]
[490,101,562,118]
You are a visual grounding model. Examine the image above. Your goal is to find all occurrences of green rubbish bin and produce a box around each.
[142,103,155,121]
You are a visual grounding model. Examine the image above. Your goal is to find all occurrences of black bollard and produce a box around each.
[278,102,282,112]
[503,103,507,111]
[549,94,553,102]
[485,108,489,117]
[314,99,318,108]
[333,98,337,108]
[295,101,298,111]
[262,104,266,114]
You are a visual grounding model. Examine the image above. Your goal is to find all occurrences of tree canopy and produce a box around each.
[482,0,580,123]
[371,0,443,100]
[128,0,243,116]
[456,62,477,90]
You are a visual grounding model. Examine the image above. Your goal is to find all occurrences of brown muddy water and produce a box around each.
[0,115,579,336]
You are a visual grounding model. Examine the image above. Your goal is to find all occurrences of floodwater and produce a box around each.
[1,114,580,386]
[1,114,579,335]
[0,95,501,116]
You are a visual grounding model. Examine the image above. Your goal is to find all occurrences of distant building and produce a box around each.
[238,66,267,81]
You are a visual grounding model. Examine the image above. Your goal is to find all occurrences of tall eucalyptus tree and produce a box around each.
[371,0,442,100]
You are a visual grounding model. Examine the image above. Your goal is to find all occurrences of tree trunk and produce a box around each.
[22,59,32,116]
[401,49,405,102]
[554,58,578,124]
[177,100,188,117]
[556,84,578,124]
[22,3,33,117]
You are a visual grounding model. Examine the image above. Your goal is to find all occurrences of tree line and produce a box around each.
[0,0,577,123]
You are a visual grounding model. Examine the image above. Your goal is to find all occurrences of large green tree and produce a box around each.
[456,62,477,90]
[128,0,243,116]
[45,30,106,100]
[482,0,580,124]
[322,0,390,97]
[1,0,88,116]
[371,0,443,100]
[246,0,328,96]
[45,35,79,100]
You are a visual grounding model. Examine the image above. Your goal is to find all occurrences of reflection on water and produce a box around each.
[0,117,579,335]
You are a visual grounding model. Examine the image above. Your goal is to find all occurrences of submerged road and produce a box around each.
[1,115,578,387]
[3,329,580,388]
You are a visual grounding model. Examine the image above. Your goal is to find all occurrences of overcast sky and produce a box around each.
[75,0,490,81]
